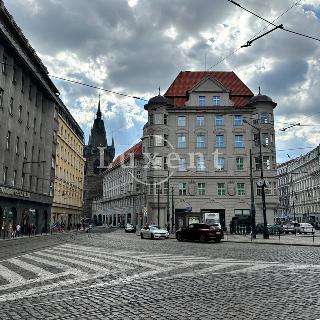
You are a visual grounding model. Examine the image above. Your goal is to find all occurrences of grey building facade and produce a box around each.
[0,0,60,235]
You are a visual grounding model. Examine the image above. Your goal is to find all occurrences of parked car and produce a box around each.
[176,223,223,243]
[140,224,169,239]
[282,223,297,234]
[125,223,136,233]
[295,223,315,234]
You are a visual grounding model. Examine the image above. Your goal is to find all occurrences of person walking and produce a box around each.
[16,224,21,237]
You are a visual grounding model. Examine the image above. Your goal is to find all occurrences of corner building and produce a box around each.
[0,1,59,234]
[143,71,278,230]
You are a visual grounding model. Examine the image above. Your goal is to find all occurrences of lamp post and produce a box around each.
[243,119,269,239]
[157,185,160,226]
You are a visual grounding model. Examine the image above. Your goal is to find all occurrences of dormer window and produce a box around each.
[213,96,220,106]
[154,113,163,125]
[199,96,206,106]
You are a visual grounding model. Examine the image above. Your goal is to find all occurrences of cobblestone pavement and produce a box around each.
[1,229,320,320]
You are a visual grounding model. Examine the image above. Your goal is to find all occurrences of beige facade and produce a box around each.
[51,105,85,226]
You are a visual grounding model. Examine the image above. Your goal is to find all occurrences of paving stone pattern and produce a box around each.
[0,229,320,319]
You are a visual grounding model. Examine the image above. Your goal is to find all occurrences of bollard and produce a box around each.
[313,229,315,244]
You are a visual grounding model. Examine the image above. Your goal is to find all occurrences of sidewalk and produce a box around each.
[224,233,320,247]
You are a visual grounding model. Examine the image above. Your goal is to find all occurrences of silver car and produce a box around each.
[140,224,169,239]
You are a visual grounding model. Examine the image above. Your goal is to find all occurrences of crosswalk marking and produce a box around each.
[0,263,25,284]
[35,251,111,273]
[1,243,320,303]
[7,258,54,280]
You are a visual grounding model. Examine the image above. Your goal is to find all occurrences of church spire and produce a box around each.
[97,94,102,119]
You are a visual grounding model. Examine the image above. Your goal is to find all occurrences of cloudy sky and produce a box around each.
[5,0,320,163]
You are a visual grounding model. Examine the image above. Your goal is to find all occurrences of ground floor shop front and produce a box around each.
[0,196,51,237]
[51,205,82,228]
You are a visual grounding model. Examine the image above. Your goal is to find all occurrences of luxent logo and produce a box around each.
[95,135,223,186]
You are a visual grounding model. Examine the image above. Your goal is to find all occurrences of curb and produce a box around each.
[224,239,320,247]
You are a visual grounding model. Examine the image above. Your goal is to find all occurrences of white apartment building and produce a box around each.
[276,145,320,224]
[94,71,278,231]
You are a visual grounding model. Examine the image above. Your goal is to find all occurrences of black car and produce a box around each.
[176,223,223,243]
[125,224,136,233]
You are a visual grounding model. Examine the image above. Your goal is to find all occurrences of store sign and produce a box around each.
[0,186,30,198]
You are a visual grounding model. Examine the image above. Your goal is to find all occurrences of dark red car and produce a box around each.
[176,223,224,243]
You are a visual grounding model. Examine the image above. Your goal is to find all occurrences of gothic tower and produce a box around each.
[83,98,115,221]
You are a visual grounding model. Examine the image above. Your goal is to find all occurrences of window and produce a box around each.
[234,115,242,126]
[15,136,19,154]
[33,118,37,133]
[178,116,186,127]
[196,116,204,127]
[52,156,56,169]
[263,156,271,170]
[21,172,25,188]
[178,158,186,171]
[136,170,141,179]
[153,156,162,169]
[179,182,187,196]
[2,55,7,74]
[216,135,224,148]
[215,114,224,126]
[12,66,17,84]
[196,134,205,148]
[6,131,11,150]
[154,134,162,146]
[12,170,17,187]
[234,135,244,148]
[3,167,8,184]
[260,112,269,124]
[237,183,245,195]
[27,112,30,127]
[154,113,162,125]
[156,184,162,194]
[199,96,206,106]
[23,142,27,159]
[164,156,168,169]
[196,155,206,171]
[18,105,22,121]
[261,133,269,146]
[177,134,186,148]
[164,114,168,125]
[149,184,154,195]
[236,157,244,170]
[255,156,262,170]
[29,84,32,100]
[0,88,3,107]
[21,75,25,92]
[36,92,39,106]
[9,97,13,114]
[149,114,153,125]
[217,183,225,195]
[215,157,225,170]
[198,183,205,195]
[213,96,220,106]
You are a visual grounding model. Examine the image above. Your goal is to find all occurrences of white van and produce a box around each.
[295,223,314,234]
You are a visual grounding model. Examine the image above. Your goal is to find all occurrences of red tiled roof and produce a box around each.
[164,71,254,107]
[110,141,142,169]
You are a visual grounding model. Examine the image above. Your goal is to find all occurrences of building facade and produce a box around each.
[0,1,59,235]
[92,142,144,226]
[276,146,320,224]
[83,100,115,222]
[51,102,85,226]
[94,71,278,231]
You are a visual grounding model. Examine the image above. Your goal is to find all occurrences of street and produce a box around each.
[0,228,320,320]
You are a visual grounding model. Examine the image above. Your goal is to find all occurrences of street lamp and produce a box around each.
[243,119,269,239]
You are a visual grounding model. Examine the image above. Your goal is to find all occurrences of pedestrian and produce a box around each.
[27,224,32,237]
[32,223,36,236]
[16,224,21,237]
[12,223,16,238]
[8,224,12,239]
